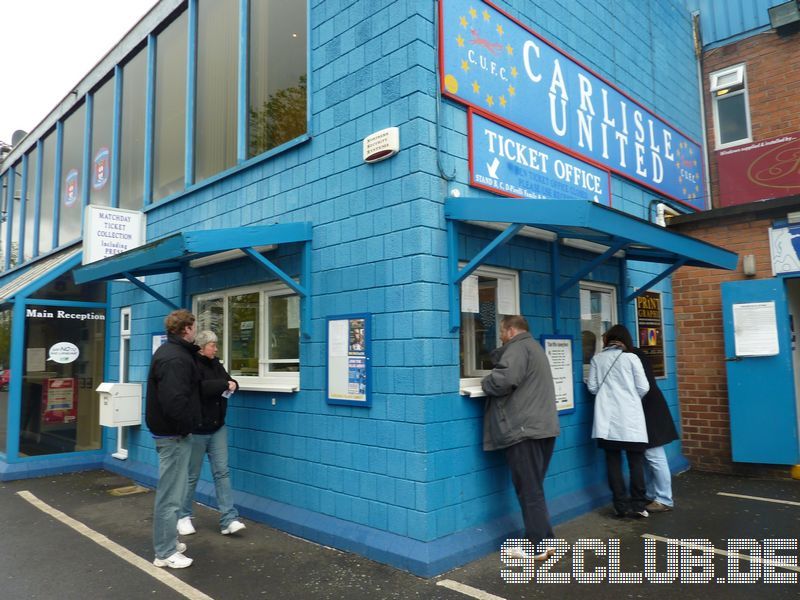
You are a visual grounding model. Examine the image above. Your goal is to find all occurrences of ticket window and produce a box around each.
[580,282,617,380]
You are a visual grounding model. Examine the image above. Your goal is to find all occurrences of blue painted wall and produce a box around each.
[89,0,696,575]
[685,0,788,48]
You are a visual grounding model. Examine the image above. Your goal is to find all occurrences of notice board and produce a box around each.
[327,314,371,407]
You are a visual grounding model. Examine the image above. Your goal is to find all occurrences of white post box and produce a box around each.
[97,382,142,427]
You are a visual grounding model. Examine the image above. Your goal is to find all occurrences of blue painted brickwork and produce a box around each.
[97,0,700,574]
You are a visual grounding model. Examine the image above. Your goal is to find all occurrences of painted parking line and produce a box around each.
[717,492,800,507]
[16,490,214,600]
[436,578,507,600]
[642,533,800,572]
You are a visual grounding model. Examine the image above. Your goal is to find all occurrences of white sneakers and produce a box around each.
[504,546,556,561]
[177,516,196,536]
[153,549,193,569]
[221,520,246,535]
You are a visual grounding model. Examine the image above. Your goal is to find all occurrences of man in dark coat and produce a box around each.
[481,315,560,561]
[146,309,202,569]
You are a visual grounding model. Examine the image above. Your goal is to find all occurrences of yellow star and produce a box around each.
[456,34,465,47]
[461,59,469,73]
[482,9,491,21]
[460,16,468,28]
[486,95,494,106]
[499,96,507,107]
[675,162,680,168]
[469,7,477,19]
[510,66,518,77]
[472,81,480,94]
[508,84,516,96]
[497,24,504,36]
[506,44,513,55]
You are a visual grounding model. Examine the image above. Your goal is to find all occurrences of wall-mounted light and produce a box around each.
[743,254,757,277]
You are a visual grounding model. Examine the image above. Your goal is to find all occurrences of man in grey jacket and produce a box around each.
[481,315,560,560]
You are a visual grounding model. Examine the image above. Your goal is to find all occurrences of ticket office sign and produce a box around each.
[440,0,706,210]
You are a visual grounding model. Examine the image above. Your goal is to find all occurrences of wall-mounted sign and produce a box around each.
[635,291,665,377]
[82,205,146,265]
[469,110,611,203]
[42,377,78,424]
[363,127,399,163]
[769,225,800,276]
[717,133,800,207]
[732,301,779,357]
[47,342,80,365]
[540,335,574,413]
[440,0,705,210]
[327,314,371,407]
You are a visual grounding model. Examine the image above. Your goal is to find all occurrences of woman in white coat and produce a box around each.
[587,325,650,517]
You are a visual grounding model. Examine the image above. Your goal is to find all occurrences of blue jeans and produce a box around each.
[179,425,239,528]
[644,445,674,507]
[153,436,193,559]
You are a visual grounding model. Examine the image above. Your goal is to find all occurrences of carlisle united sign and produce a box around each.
[440,0,706,210]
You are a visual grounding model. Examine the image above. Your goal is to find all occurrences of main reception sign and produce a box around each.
[440,0,706,210]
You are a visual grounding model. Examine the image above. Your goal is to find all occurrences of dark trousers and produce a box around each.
[604,449,647,514]
[505,437,556,546]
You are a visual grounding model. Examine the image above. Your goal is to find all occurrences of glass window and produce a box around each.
[20,305,106,457]
[38,132,56,255]
[196,0,238,181]
[580,282,617,379]
[710,64,751,148]
[153,11,187,201]
[31,272,106,303]
[248,0,307,157]
[90,78,114,207]
[59,104,85,245]
[0,308,10,454]
[459,266,519,378]
[0,173,5,271]
[194,283,300,386]
[24,149,37,262]
[9,165,22,267]
[120,52,147,210]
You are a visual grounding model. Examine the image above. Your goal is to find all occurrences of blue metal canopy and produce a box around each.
[445,197,739,331]
[73,222,313,336]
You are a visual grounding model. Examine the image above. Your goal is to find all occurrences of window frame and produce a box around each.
[458,264,520,395]
[710,63,752,150]
[193,281,300,392]
[579,281,618,380]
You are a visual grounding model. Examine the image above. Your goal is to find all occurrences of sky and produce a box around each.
[0,0,160,146]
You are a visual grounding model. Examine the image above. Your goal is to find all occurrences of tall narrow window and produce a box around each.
[0,173,6,270]
[23,149,37,262]
[114,306,132,460]
[90,78,114,207]
[10,165,22,267]
[59,104,85,245]
[153,11,187,202]
[710,64,751,148]
[38,132,56,255]
[120,52,147,210]
[196,0,238,181]
[248,0,307,157]
[580,282,617,379]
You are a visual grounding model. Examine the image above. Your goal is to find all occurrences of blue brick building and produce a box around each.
[0,0,736,575]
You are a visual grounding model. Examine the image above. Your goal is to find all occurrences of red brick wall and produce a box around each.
[703,29,800,208]
[672,215,777,473]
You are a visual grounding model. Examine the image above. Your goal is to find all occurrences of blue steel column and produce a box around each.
[52,121,64,248]
[185,0,198,187]
[302,239,312,339]
[18,155,28,263]
[32,140,43,257]
[237,0,249,163]
[110,65,123,208]
[143,34,157,206]
[6,299,27,460]
[447,219,460,332]
[619,258,630,331]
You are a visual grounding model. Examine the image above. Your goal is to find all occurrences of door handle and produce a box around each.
[724,356,742,362]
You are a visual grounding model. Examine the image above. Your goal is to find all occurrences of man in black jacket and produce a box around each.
[146,309,202,569]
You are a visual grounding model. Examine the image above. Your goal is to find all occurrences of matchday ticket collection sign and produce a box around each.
[441,0,706,210]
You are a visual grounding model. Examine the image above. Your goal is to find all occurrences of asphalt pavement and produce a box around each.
[1,468,799,599]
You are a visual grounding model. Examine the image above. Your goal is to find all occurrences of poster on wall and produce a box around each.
[635,291,665,377]
[439,0,706,210]
[769,225,800,276]
[540,335,574,414]
[41,377,78,424]
[327,314,371,407]
[732,302,779,357]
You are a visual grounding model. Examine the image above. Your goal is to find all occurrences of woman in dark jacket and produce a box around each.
[617,326,679,513]
[177,330,246,536]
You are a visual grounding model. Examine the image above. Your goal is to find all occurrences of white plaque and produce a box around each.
[732,301,779,357]
[82,205,146,265]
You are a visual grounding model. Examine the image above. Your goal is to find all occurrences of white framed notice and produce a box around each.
[83,205,146,265]
[327,314,371,407]
[540,335,574,414]
[732,301,780,357]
